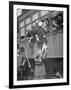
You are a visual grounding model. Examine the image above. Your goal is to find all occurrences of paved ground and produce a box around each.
[33,63,46,79]
[17,61,62,80]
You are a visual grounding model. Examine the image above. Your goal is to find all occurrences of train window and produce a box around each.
[25,17,31,25]
[21,27,25,36]
[19,20,24,28]
[40,10,48,17]
[32,12,39,21]
[26,24,32,31]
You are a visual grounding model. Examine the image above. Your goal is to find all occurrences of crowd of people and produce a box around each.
[17,43,62,80]
[17,42,48,80]
[17,47,35,80]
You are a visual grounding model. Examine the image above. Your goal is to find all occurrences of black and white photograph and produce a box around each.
[17,9,63,81]
[9,1,69,88]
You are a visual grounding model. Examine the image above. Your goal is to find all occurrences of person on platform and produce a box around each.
[18,47,31,80]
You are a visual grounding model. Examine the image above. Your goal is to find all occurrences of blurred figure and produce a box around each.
[56,72,62,78]
[17,47,31,80]
[41,43,48,59]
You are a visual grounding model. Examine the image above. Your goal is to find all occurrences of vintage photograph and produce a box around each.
[9,1,69,88]
[17,9,63,80]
